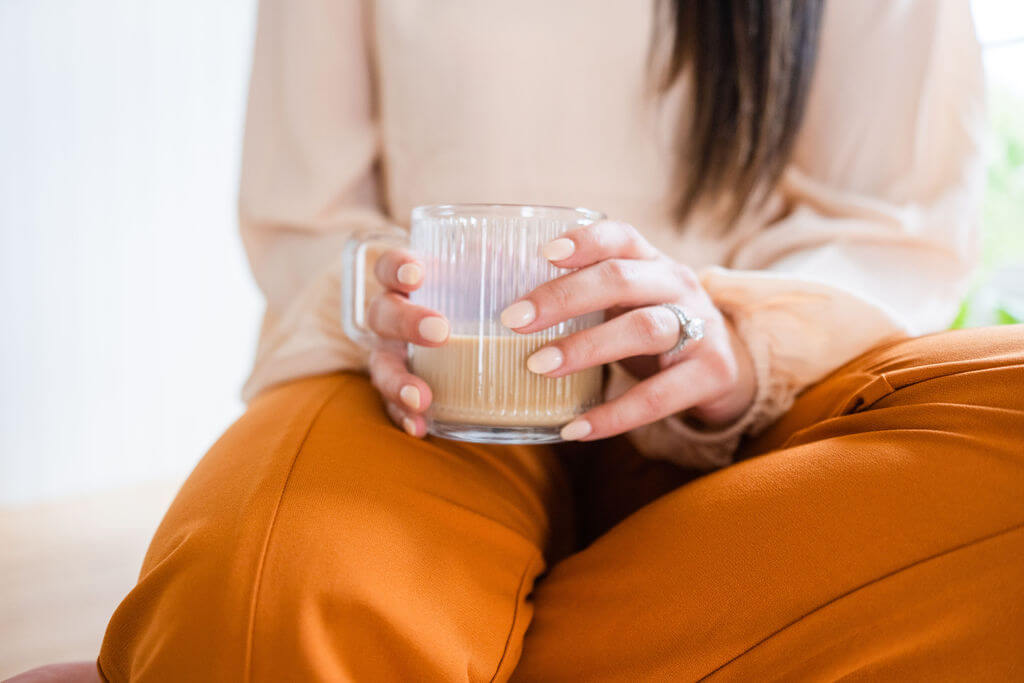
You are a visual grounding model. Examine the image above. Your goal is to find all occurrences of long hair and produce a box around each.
[653,0,825,230]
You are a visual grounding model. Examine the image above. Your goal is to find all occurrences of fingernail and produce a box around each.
[402,417,417,436]
[500,300,537,329]
[399,384,420,410]
[526,347,563,374]
[543,238,576,262]
[560,419,592,441]
[418,316,449,343]
[396,263,422,286]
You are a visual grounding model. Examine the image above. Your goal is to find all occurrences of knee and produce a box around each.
[99,372,549,681]
[869,326,1024,385]
[97,373,377,679]
[850,327,1024,418]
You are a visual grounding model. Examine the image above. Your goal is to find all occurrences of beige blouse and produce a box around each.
[237,0,986,469]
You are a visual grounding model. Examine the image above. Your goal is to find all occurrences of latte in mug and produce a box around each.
[344,203,605,444]
[411,334,602,428]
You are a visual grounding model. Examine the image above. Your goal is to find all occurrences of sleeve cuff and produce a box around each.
[607,265,910,470]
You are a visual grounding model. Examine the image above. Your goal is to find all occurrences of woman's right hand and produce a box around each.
[365,248,449,437]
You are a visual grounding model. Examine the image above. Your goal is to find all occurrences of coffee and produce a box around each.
[411,335,602,427]
[345,203,606,443]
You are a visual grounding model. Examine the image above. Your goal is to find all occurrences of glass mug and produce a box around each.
[342,203,605,444]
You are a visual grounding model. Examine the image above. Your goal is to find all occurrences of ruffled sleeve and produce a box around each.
[617,0,987,469]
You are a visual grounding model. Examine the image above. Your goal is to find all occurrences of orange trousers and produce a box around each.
[98,327,1024,681]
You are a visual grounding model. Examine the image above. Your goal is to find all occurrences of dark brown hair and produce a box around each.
[653,0,825,229]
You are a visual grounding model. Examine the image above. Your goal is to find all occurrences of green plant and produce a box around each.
[981,88,1024,273]
[952,86,1024,328]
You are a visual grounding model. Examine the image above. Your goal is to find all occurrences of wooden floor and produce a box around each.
[0,477,185,679]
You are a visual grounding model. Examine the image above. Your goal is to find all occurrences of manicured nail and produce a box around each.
[543,238,576,262]
[396,263,422,286]
[402,417,417,436]
[399,385,420,410]
[526,347,564,374]
[500,300,537,329]
[418,316,449,343]
[560,419,592,441]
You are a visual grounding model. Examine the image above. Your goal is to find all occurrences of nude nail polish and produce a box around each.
[399,385,421,410]
[526,347,564,374]
[396,263,423,286]
[500,300,537,329]
[560,419,592,441]
[542,238,576,262]
[418,316,449,343]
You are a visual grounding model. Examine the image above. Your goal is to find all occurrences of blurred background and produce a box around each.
[1,0,1022,676]
[1,0,259,507]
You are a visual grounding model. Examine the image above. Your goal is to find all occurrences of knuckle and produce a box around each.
[675,264,699,290]
[589,219,610,240]
[631,309,673,347]
[570,330,601,365]
[369,352,397,382]
[373,254,392,283]
[376,373,392,394]
[368,369,383,393]
[377,250,406,285]
[602,259,635,289]
[639,383,670,415]
[588,221,612,250]
[366,295,386,331]
[404,312,424,342]
[619,221,642,244]
[589,405,620,435]
[368,361,388,392]
[544,280,574,312]
[573,222,598,246]
[368,349,385,372]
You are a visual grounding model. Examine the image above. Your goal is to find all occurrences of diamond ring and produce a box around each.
[659,303,705,355]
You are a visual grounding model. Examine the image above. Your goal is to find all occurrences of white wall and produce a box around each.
[0,0,261,504]
[974,0,1024,96]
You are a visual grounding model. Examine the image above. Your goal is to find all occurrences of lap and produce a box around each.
[98,373,572,682]
[516,326,1024,680]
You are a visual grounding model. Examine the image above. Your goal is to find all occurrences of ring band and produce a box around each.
[659,303,705,355]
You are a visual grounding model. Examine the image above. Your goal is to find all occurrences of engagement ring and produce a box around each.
[659,303,705,355]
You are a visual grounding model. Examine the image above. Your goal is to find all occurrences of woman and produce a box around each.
[85,0,1023,680]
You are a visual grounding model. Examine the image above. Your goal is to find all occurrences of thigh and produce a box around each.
[743,324,1024,459]
[98,373,574,682]
[514,326,1024,681]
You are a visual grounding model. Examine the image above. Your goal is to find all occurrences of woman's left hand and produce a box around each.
[500,220,757,441]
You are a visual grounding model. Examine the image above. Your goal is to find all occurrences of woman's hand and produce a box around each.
[364,249,448,437]
[501,220,757,441]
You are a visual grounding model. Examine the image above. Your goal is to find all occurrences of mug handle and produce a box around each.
[341,227,409,349]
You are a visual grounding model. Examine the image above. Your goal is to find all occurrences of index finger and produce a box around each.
[374,248,424,294]
[541,220,661,269]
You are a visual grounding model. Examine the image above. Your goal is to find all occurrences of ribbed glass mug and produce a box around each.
[342,203,605,444]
